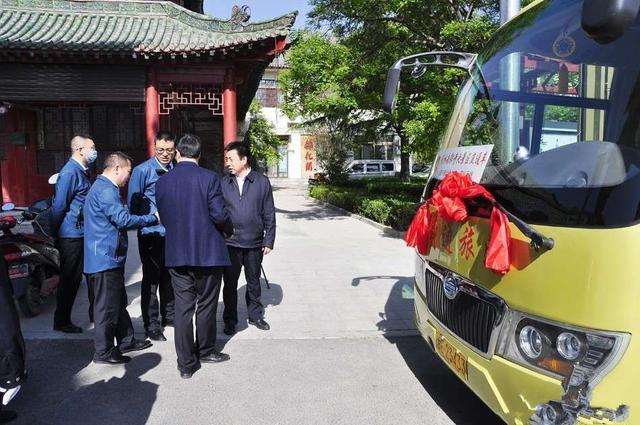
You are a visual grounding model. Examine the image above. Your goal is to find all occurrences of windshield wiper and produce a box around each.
[494,203,555,251]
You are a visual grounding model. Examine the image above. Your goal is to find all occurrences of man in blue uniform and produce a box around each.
[51,134,97,333]
[221,142,276,335]
[84,152,158,365]
[128,131,176,341]
[156,134,233,379]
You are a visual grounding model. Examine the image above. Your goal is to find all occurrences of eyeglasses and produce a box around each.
[155,148,175,154]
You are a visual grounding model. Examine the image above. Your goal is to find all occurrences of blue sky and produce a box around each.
[203,0,312,28]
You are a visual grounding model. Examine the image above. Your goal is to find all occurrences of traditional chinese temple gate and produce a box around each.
[0,0,295,204]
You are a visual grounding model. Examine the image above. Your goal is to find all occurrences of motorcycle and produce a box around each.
[0,200,60,317]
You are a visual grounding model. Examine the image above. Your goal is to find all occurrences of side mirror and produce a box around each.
[382,66,402,113]
[582,0,640,43]
[381,52,479,113]
[2,203,15,212]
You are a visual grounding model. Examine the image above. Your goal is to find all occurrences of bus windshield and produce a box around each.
[454,0,640,227]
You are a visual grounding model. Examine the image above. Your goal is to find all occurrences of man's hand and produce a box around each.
[262,246,272,255]
[154,212,161,225]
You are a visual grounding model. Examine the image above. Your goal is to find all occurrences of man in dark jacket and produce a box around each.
[0,254,25,423]
[221,142,276,335]
[128,131,176,342]
[51,134,96,333]
[156,134,233,379]
[84,152,157,365]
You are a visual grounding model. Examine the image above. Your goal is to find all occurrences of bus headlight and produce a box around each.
[556,332,582,361]
[496,311,629,388]
[497,311,631,424]
[519,325,544,360]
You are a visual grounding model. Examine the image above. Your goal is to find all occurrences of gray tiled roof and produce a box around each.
[0,0,296,54]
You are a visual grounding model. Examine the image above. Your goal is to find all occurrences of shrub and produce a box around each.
[309,182,422,231]
[358,199,393,225]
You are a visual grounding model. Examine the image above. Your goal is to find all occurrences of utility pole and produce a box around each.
[499,0,521,161]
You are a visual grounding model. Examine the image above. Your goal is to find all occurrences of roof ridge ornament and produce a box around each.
[229,5,250,28]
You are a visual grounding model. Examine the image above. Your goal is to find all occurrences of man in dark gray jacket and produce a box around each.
[221,142,276,335]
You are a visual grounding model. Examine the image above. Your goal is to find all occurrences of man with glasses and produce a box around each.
[128,131,176,341]
[51,134,98,333]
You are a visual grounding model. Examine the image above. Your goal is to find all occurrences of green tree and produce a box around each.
[279,33,361,182]
[243,101,287,169]
[281,0,500,179]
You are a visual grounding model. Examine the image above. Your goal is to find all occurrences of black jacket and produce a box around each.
[221,170,276,249]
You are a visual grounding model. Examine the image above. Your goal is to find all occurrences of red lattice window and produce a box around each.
[158,84,223,115]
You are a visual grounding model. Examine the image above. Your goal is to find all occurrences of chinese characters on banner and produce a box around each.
[432,145,494,183]
[301,135,317,178]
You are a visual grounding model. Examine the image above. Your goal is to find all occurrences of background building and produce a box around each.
[0,0,295,204]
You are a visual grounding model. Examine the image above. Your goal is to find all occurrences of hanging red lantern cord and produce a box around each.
[404,171,511,274]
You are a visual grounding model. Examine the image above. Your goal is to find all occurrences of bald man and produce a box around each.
[84,152,158,364]
[51,134,97,334]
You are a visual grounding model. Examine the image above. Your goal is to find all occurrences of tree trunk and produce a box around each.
[399,136,410,180]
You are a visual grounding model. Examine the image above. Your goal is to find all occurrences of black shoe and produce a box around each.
[53,323,83,334]
[93,353,131,365]
[178,362,200,379]
[223,323,236,336]
[119,339,153,354]
[248,318,270,331]
[200,351,230,363]
[146,330,167,342]
[0,409,17,423]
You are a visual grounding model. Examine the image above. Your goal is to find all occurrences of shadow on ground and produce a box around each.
[380,278,504,425]
[11,340,161,425]
[218,281,283,350]
[276,203,349,221]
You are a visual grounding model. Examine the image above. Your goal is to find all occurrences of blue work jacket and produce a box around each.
[83,176,157,274]
[156,162,232,268]
[127,157,174,236]
[51,159,91,239]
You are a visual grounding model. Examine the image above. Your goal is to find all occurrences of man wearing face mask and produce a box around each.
[128,131,176,341]
[51,134,98,334]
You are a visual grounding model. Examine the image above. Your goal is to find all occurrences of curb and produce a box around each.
[306,195,406,239]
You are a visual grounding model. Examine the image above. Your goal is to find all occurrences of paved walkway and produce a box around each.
[20,179,416,341]
[12,179,503,425]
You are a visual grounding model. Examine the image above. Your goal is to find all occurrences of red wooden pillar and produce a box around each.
[145,69,160,158]
[223,68,237,147]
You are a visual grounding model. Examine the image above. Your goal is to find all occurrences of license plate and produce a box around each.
[435,331,468,380]
[8,263,29,279]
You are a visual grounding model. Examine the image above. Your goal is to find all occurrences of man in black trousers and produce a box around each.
[0,251,26,423]
[50,134,97,333]
[84,153,157,364]
[128,131,177,341]
[156,134,233,379]
[221,142,276,335]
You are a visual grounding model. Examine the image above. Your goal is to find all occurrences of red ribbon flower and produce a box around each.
[404,171,511,274]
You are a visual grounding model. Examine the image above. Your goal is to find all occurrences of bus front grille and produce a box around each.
[424,265,502,354]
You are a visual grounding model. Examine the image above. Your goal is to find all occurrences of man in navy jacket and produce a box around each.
[51,134,97,333]
[0,252,25,422]
[156,134,233,379]
[84,152,158,365]
[128,131,176,342]
[221,142,276,335]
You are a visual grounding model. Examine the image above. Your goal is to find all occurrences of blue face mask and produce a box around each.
[86,149,98,164]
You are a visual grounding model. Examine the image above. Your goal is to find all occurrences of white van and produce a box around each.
[346,160,396,179]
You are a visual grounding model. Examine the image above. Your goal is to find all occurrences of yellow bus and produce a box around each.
[382,1,640,424]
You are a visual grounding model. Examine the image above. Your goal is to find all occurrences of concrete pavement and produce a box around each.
[10,179,503,425]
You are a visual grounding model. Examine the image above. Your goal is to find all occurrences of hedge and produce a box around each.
[309,177,424,231]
